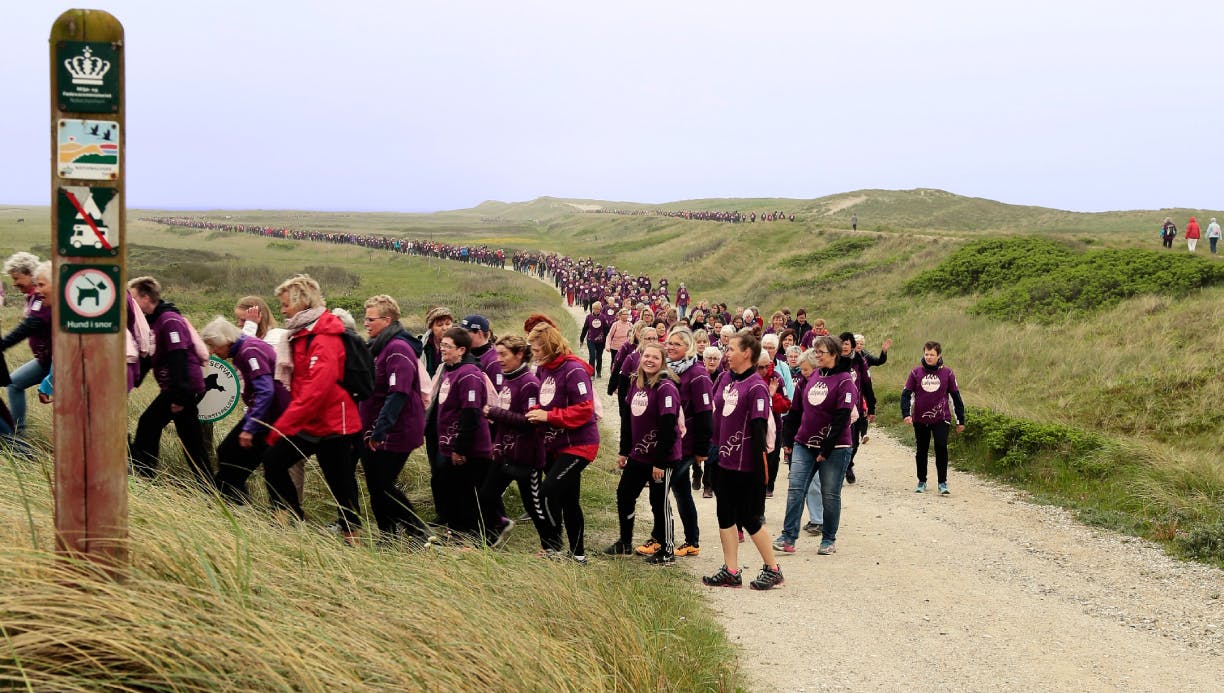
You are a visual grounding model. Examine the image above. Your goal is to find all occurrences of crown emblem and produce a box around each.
[65,46,111,86]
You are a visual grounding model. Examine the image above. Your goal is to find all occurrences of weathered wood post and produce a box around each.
[49,9,128,571]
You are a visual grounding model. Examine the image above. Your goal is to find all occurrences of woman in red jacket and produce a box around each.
[262,274,363,538]
[1185,216,1201,252]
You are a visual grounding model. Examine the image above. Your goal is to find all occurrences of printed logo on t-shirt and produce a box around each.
[591,320,601,329]
[663,395,673,409]
[850,369,857,382]
[438,378,452,405]
[721,385,739,417]
[389,372,397,387]
[702,393,710,406]
[807,381,829,406]
[248,357,260,372]
[845,392,853,404]
[921,373,941,393]
[32,300,43,311]
[539,377,556,406]
[528,397,537,408]
[468,390,476,402]
[630,390,650,417]
[169,331,181,344]
[577,381,588,396]
[756,398,765,412]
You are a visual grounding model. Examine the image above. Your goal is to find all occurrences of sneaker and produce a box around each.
[749,564,784,590]
[702,564,743,588]
[491,519,515,549]
[765,490,773,498]
[817,541,837,555]
[702,488,713,499]
[535,548,562,560]
[646,551,676,566]
[915,482,926,493]
[737,529,744,543]
[861,435,870,445]
[691,465,703,490]
[570,554,588,566]
[802,521,822,536]
[603,540,634,556]
[674,542,700,557]
[845,467,856,484]
[635,539,661,556]
[772,538,796,554]
[938,482,950,495]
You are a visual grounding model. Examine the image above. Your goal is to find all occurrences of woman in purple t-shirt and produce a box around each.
[434,327,497,540]
[604,342,683,563]
[901,340,966,495]
[701,333,784,591]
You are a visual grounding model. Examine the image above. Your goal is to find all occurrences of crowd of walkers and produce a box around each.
[583,209,796,223]
[2,221,971,592]
[1160,216,1221,253]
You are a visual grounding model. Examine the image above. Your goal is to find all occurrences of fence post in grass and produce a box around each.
[49,9,128,573]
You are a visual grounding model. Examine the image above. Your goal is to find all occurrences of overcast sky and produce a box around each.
[4,1,1221,212]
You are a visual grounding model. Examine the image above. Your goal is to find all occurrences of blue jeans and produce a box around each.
[7,359,50,433]
[780,445,850,544]
[805,467,822,525]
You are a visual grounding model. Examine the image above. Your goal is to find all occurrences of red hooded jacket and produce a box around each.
[1186,217,1201,239]
[267,310,360,445]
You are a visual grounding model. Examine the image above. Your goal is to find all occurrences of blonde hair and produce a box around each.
[128,275,162,302]
[235,295,277,338]
[528,322,571,363]
[274,274,324,311]
[666,326,697,359]
[364,294,401,322]
[634,342,677,390]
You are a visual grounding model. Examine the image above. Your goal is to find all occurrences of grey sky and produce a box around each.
[5,1,1221,212]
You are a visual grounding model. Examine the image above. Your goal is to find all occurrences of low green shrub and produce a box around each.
[777,236,876,269]
[903,237,1075,294]
[1176,522,1224,562]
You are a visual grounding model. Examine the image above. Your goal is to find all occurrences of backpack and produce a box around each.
[308,330,376,402]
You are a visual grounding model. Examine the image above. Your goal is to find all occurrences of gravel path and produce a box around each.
[542,277,1224,691]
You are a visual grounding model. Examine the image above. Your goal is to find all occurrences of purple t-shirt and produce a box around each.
[536,356,600,454]
[625,379,682,465]
[583,313,608,343]
[475,344,500,383]
[24,293,53,367]
[150,310,205,395]
[905,364,960,424]
[361,337,426,453]
[675,364,714,457]
[232,335,289,436]
[793,371,857,449]
[491,369,544,468]
[619,348,642,379]
[437,362,492,457]
[713,371,770,473]
[847,355,867,406]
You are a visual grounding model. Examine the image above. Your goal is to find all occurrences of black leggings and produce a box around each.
[483,463,553,547]
[714,467,765,536]
[543,453,589,555]
[215,423,271,503]
[586,340,605,378]
[131,391,211,485]
[363,448,430,536]
[913,421,951,484]
[616,461,676,552]
[435,452,494,537]
[263,434,361,529]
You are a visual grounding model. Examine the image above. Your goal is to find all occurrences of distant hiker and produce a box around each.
[701,333,784,590]
[200,317,289,504]
[128,275,211,484]
[1207,218,1221,254]
[901,341,966,495]
[1161,217,1177,249]
[0,252,52,435]
[850,214,858,231]
[1185,216,1201,252]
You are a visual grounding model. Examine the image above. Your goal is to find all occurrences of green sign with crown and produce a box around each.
[56,41,119,113]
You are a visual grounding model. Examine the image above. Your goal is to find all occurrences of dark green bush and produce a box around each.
[903,237,1075,295]
[777,236,876,270]
[963,406,1110,476]
[1176,522,1224,562]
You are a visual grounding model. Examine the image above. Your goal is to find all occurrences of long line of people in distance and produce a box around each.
[1,225,966,591]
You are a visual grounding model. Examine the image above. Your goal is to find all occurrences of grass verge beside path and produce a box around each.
[874,391,1224,568]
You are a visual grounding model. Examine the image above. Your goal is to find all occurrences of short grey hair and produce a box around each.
[761,334,779,348]
[702,346,722,361]
[4,252,40,277]
[33,260,52,283]
[200,316,243,347]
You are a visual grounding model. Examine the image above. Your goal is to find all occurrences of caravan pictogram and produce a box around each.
[57,186,120,256]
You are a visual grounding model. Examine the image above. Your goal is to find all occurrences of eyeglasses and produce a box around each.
[439,343,457,351]
[813,350,831,356]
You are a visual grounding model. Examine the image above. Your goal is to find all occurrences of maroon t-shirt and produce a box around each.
[675,364,714,457]
[437,362,491,457]
[360,337,426,453]
[793,370,857,449]
[491,369,544,469]
[713,371,770,473]
[626,379,682,465]
[537,357,600,453]
[583,313,608,343]
[904,364,960,424]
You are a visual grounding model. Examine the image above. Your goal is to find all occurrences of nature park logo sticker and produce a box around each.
[58,119,120,180]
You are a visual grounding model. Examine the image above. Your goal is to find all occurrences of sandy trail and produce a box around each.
[539,274,1224,692]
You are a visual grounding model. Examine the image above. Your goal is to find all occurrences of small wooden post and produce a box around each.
[50,10,128,571]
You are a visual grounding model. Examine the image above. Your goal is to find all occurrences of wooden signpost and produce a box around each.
[50,10,128,570]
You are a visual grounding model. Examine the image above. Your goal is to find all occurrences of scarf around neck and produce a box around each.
[275,306,327,387]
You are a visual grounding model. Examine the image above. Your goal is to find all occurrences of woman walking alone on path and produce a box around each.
[774,339,857,555]
[604,342,684,564]
[483,335,551,551]
[901,341,966,495]
[701,333,784,590]
[526,322,599,564]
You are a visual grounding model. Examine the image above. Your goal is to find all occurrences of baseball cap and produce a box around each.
[461,315,490,333]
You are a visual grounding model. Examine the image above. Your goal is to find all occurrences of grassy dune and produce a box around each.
[0,213,738,690]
